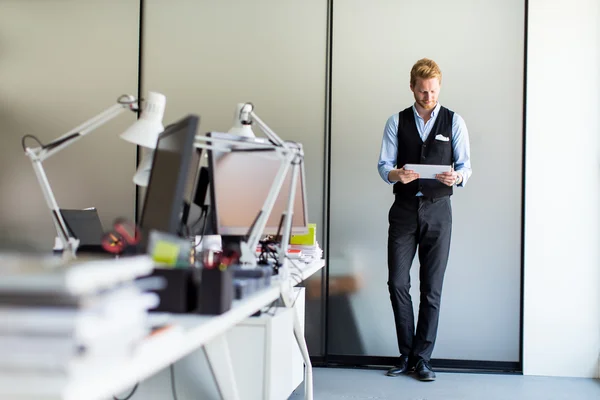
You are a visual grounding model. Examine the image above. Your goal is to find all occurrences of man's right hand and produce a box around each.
[390,167,419,184]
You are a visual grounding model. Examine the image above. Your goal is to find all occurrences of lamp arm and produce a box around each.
[194,134,277,151]
[249,110,287,148]
[28,155,76,259]
[33,96,137,162]
[23,94,138,259]
[245,151,296,252]
[194,145,291,161]
[277,158,300,266]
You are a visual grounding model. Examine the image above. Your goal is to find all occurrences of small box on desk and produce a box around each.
[146,268,198,313]
[145,266,237,315]
[197,267,234,315]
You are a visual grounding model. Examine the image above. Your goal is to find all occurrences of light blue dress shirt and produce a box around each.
[377,103,472,190]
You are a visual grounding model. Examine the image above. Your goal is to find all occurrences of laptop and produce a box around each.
[59,208,105,253]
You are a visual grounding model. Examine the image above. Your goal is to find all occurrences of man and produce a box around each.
[377,58,471,381]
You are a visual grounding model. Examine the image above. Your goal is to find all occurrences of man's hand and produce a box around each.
[436,169,461,186]
[391,167,419,184]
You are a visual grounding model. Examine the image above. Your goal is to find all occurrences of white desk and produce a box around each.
[0,259,324,400]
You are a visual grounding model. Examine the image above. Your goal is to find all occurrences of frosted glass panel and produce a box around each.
[0,1,139,250]
[329,0,524,361]
[142,0,327,354]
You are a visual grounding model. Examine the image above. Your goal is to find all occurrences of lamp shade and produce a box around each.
[227,103,255,138]
[120,91,166,149]
[133,150,154,187]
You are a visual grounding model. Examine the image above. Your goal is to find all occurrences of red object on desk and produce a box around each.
[101,218,140,255]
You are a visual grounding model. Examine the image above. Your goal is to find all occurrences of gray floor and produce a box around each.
[290,367,600,400]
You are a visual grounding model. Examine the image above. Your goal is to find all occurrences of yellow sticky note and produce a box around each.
[290,223,316,246]
[152,241,180,266]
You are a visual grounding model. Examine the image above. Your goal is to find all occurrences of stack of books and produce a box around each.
[0,254,157,378]
[289,223,323,263]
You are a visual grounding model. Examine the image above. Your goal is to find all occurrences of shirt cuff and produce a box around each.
[385,169,396,185]
[455,171,465,187]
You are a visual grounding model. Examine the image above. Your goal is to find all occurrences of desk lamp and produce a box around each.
[195,103,312,399]
[22,92,166,260]
[194,103,303,273]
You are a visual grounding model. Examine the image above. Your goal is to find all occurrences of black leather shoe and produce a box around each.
[385,356,411,376]
[415,359,436,381]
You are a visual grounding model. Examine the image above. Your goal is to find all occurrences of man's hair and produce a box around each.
[410,58,442,87]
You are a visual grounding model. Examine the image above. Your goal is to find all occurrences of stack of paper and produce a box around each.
[0,254,157,378]
[289,241,323,263]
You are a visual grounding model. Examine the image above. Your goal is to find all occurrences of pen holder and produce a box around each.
[196,267,234,315]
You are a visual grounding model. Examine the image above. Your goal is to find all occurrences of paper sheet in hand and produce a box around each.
[403,164,451,179]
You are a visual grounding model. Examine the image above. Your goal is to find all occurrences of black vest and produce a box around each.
[393,106,454,199]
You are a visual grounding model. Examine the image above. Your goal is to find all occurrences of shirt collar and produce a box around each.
[412,102,441,119]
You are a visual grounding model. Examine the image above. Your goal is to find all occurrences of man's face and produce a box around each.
[410,77,440,111]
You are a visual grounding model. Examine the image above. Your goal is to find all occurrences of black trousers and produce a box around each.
[387,195,452,362]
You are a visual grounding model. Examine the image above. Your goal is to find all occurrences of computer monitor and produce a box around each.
[180,147,202,228]
[184,165,216,236]
[206,131,309,237]
[139,115,199,249]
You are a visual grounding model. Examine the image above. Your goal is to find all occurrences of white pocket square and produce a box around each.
[435,134,449,142]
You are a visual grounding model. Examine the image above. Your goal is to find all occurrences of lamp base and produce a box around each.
[52,237,80,260]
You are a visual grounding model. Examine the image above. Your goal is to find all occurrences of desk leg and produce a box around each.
[203,335,240,400]
[282,294,313,400]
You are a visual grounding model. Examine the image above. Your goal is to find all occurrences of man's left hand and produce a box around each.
[436,170,460,186]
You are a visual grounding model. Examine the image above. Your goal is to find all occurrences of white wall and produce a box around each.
[524,0,600,378]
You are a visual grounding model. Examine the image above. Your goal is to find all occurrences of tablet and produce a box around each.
[403,164,452,179]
